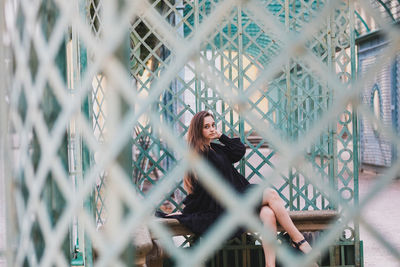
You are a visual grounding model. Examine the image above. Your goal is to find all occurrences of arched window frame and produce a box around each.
[370,83,383,132]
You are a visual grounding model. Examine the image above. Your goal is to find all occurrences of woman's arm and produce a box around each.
[217,134,246,163]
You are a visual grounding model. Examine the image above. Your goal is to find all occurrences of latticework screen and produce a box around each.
[2,0,400,266]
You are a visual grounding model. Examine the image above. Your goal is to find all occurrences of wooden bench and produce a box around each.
[135,210,338,267]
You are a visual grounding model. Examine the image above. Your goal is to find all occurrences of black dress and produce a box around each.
[168,134,261,236]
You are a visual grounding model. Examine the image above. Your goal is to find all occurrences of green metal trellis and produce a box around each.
[3,0,399,266]
[84,0,360,265]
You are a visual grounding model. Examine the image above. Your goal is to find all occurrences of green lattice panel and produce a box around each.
[84,0,361,259]
[11,0,400,266]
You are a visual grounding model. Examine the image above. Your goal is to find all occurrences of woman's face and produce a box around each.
[202,116,216,141]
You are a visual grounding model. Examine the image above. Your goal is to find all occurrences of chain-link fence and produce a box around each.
[1,0,400,266]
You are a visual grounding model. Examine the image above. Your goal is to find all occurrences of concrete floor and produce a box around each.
[359,170,400,267]
[0,170,399,266]
[0,148,5,267]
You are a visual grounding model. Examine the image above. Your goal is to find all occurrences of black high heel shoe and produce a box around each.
[292,238,308,253]
[292,238,320,267]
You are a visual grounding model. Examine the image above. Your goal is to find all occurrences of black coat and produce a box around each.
[169,134,258,236]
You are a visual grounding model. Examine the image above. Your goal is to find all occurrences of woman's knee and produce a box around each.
[263,188,283,205]
[259,206,276,223]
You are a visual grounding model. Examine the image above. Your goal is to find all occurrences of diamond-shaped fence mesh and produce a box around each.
[1,0,400,266]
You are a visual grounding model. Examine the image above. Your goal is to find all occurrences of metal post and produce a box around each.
[237,4,245,175]
[326,7,337,211]
[175,0,185,203]
[194,0,200,112]
[284,0,294,210]
[349,0,361,265]
[70,0,95,265]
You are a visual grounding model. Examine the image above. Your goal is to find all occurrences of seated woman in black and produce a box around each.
[161,111,315,267]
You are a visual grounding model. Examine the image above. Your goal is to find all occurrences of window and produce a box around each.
[371,84,382,131]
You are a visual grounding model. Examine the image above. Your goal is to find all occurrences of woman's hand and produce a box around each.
[213,130,222,139]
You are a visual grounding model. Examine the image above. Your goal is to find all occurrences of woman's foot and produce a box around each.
[292,238,319,267]
[292,238,312,254]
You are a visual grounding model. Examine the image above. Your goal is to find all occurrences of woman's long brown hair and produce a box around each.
[183,111,214,194]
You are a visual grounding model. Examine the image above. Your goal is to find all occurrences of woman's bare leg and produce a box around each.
[262,188,312,253]
[259,206,277,267]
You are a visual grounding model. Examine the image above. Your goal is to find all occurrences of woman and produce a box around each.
[159,111,315,267]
